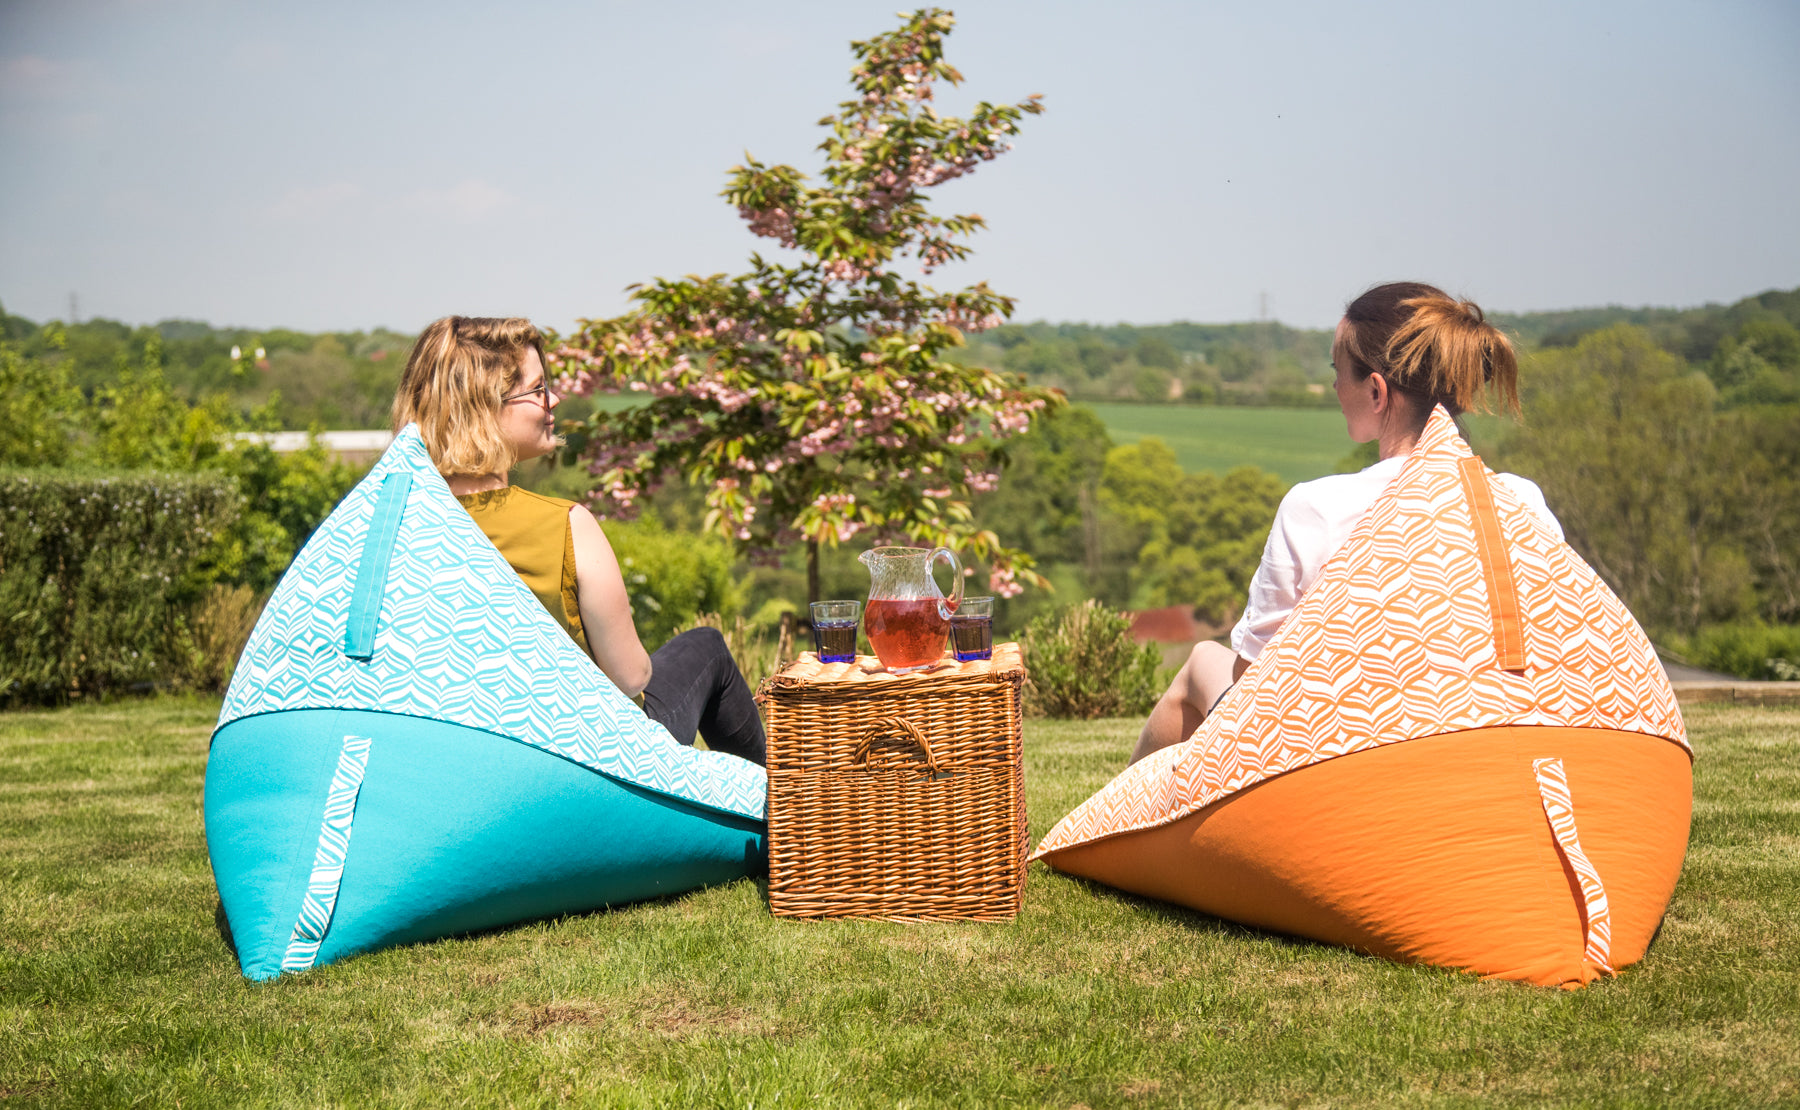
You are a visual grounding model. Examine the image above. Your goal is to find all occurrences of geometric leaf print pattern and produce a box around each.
[218,426,766,821]
[281,734,372,973]
[1035,408,1687,857]
[1532,756,1614,973]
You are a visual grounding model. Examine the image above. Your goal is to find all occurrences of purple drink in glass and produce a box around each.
[813,620,859,664]
[950,596,994,662]
[809,600,861,664]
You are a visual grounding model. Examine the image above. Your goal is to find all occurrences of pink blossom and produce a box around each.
[740,205,798,248]
[989,564,1023,599]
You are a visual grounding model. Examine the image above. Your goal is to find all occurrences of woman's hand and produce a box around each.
[568,506,654,698]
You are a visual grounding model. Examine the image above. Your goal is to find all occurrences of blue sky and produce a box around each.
[2,0,1796,332]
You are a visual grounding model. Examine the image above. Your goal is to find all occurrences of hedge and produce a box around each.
[0,470,242,704]
[1663,622,1800,682]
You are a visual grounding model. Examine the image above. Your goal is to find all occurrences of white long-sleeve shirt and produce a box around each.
[1229,457,1564,661]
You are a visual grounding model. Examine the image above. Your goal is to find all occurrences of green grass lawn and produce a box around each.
[1084,404,1357,486]
[1084,404,1517,486]
[4,699,1794,1107]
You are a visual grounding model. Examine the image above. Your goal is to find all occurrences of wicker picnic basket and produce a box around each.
[755,642,1028,920]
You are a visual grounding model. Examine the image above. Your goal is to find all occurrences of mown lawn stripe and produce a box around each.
[0,699,1794,1107]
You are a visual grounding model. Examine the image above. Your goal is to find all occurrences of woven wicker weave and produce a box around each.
[756,643,1028,920]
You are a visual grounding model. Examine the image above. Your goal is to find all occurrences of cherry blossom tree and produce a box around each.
[551,9,1061,603]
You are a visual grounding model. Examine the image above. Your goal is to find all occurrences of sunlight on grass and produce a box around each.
[1084,404,1354,486]
[1,699,1795,1106]
[1084,405,1519,488]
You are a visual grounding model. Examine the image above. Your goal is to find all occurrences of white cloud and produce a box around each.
[267,181,363,220]
[262,179,513,227]
[102,188,159,218]
[715,24,797,59]
[0,56,108,135]
[1,55,75,98]
[226,38,287,74]
[407,180,513,221]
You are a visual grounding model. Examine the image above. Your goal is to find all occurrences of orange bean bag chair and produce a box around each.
[1033,409,1692,988]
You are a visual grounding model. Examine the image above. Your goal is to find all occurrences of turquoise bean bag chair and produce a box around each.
[205,426,767,980]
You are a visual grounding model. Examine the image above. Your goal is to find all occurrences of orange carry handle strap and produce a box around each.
[1457,456,1527,671]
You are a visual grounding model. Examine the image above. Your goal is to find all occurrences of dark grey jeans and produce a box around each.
[640,626,767,767]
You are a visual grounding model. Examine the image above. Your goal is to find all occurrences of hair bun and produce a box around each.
[1342,282,1518,418]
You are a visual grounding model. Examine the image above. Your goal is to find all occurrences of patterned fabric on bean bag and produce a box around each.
[1033,408,1691,987]
[206,426,765,980]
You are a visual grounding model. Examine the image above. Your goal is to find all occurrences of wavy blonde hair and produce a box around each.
[392,316,546,478]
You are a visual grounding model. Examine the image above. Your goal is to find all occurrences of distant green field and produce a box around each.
[583,398,1358,486]
[1084,403,1356,486]
[1085,403,1513,486]
[578,397,1502,489]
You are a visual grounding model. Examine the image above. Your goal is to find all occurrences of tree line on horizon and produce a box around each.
[4,283,1795,427]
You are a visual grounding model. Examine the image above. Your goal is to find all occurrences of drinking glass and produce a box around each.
[809,600,861,664]
[949,596,994,661]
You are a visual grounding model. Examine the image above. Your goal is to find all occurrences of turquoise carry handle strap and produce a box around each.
[343,471,412,660]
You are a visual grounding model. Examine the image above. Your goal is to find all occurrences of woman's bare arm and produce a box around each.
[568,505,653,697]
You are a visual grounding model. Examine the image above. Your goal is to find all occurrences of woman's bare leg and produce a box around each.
[1131,640,1241,765]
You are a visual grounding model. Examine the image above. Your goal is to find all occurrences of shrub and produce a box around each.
[601,517,743,646]
[1021,599,1163,719]
[0,342,84,466]
[177,583,267,692]
[204,439,362,593]
[1662,622,1800,681]
[684,612,797,691]
[0,470,242,704]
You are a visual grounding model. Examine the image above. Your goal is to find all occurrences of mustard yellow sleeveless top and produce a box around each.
[456,486,591,656]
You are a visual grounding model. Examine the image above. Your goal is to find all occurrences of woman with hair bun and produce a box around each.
[393,315,766,766]
[1131,283,1564,764]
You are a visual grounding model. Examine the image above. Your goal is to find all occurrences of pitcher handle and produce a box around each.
[931,546,963,621]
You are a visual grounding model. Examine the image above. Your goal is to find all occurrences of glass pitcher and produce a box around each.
[858,546,963,673]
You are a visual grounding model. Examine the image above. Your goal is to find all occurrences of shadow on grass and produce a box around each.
[214,898,236,958]
[1055,871,1377,961]
[207,874,766,978]
[1058,873,1285,938]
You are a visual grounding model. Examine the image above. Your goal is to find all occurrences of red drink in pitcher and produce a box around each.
[864,598,951,672]
[859,545,963,674]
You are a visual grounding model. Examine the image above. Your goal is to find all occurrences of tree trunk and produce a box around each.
[807,538,821,606]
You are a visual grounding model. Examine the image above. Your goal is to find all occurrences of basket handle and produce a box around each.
[852,717,938,774]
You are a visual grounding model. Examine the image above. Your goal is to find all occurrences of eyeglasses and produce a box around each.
[501,382,553,407]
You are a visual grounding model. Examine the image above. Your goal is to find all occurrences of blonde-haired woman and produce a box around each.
[1131,282,1564,764]
[394,316,766,765]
